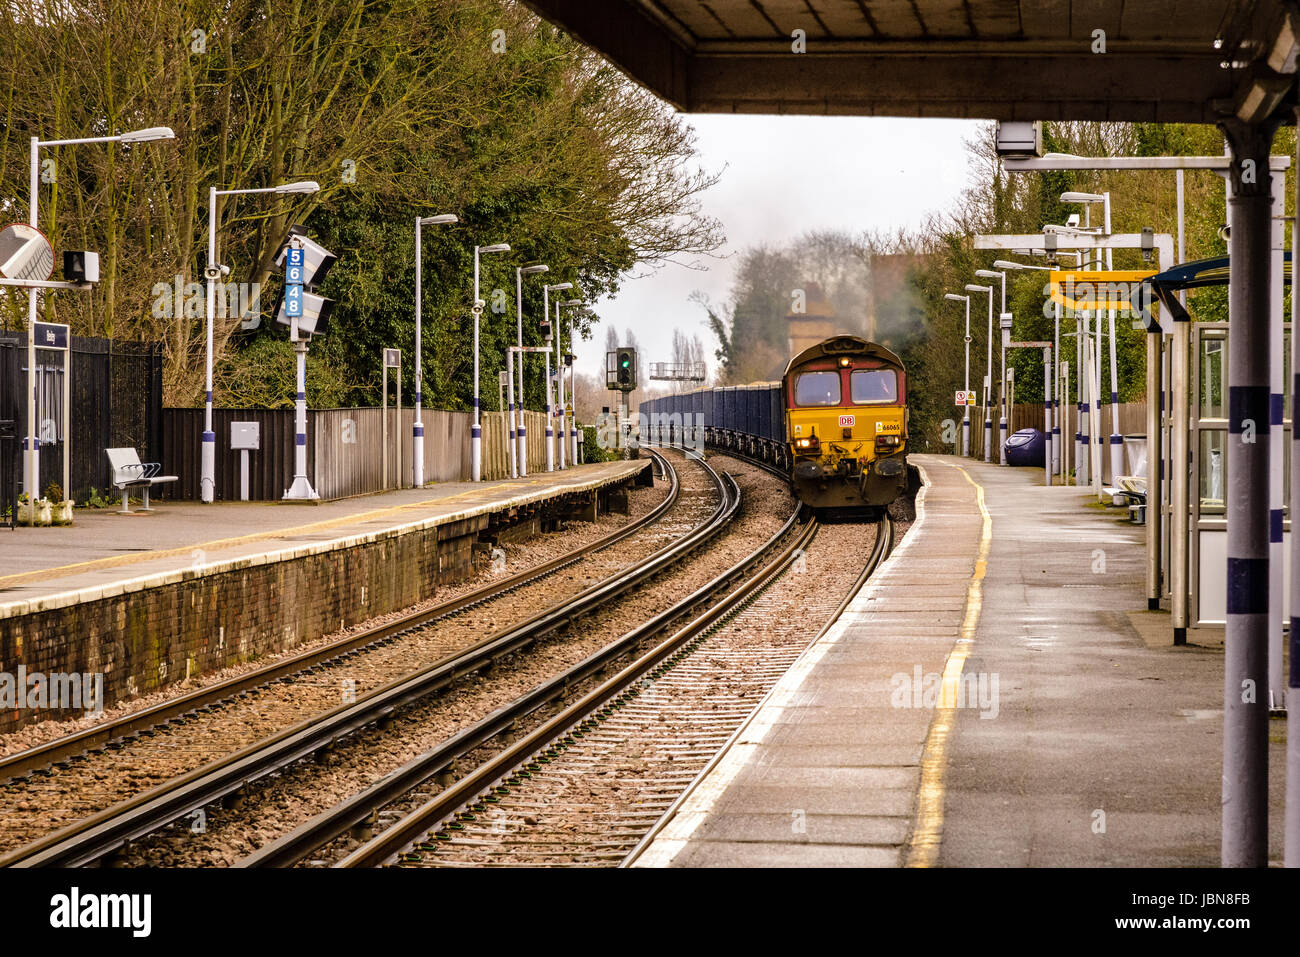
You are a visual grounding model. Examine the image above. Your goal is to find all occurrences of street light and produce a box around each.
[976,268,1009,464]
[965,282,995,462]
[558,299,584,465]
[471,242,511,482]
[514,264,549,478]
[413,214,459,488]
[995,260,1063,478]
[542,282,572,471]
[1060,190,1122,485]
[945,293,972,457]
[199,179,320,503]
[23,125,175,505]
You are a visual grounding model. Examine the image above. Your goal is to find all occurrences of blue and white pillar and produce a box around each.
[413,218,425,488]
[283,340,317,499]
[1269,168,1286,714]
[1221,119,1272,868]
[507,347,517,479]
[1052,300,1062,476]
[1288,106,1300,869]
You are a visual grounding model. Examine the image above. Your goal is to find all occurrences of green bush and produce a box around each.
[581,425,619,463]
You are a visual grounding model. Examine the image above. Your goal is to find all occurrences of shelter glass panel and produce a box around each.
[1199,429,1225,513]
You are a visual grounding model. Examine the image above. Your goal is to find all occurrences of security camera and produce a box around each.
[1066,213,1081,228]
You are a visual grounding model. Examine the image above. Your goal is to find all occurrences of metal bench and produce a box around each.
[106,447,178,514]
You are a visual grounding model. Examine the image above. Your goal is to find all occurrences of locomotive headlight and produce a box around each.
[875,434,902,451]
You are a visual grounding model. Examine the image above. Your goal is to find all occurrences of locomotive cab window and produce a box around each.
[850,369,898,404]
[794,371,841,406]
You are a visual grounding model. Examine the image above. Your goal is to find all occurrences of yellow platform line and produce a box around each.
[906,462,991,867]
[0,478,550,591]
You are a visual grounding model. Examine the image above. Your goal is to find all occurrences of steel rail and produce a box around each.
[241,467,792,868]
[620,512,893,867]
[334,494,815,868]
[0,454,673,787]
[2,453,734,869]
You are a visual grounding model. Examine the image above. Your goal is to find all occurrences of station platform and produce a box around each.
[635,454,1288,867]
[0,460,649,613]
[0,459,651,734]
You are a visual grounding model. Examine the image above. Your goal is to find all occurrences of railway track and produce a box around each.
[0,452,680,790]
[0,450,747,867]
[244,454,892,869]
[335,511,890,868]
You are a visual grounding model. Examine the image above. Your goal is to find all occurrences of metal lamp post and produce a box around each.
[471,243,511,482]
[1044,223,1101,487]
[542,282,572,471]
[200,178,320,503]
[513,264,549,478]
[24,126,175,506]
[411,214,459,488]
[944,293,972,457]
[994,259,1058,477]
[558,299,584,465]
[965,283,995,462]
[997,250,1083,479]
[1061,191,1123,484]
[976,268,1009,464]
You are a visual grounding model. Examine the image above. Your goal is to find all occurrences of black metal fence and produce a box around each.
[161,408,306,501]
[0,332,163,505]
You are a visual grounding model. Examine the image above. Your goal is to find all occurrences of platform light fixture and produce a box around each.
[512,263,550,478]
[944,292,972,458]
[24,124,175,506]
[471,242,512,481]
[412,213,460,487]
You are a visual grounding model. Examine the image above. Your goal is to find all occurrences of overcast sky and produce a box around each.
[576,114,984,379]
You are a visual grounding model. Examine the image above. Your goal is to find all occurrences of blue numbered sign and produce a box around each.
[285,247,305,318]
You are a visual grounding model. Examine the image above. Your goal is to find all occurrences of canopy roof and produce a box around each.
[525,0,1296,123]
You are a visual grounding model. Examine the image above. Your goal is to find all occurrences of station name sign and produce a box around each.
[33,321,69,351]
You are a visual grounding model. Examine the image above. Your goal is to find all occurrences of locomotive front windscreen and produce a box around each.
[794,371,841,406]
[850,369,898,404]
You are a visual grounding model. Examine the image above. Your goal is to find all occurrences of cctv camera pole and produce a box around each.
[514,275,524,478]
[24,138,39,505]
[542,282,553,472]
[998,279,1008,464]
[983,291,993,462]
[472,251,483,482]
[202,186,219,503]
[569,313,580,465]
[555,301,566,470]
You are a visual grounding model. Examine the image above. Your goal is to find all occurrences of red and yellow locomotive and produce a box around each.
[783,336,908,509]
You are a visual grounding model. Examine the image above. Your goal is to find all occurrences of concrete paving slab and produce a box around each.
[634,454,1289,868]
[0,459,647,618]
